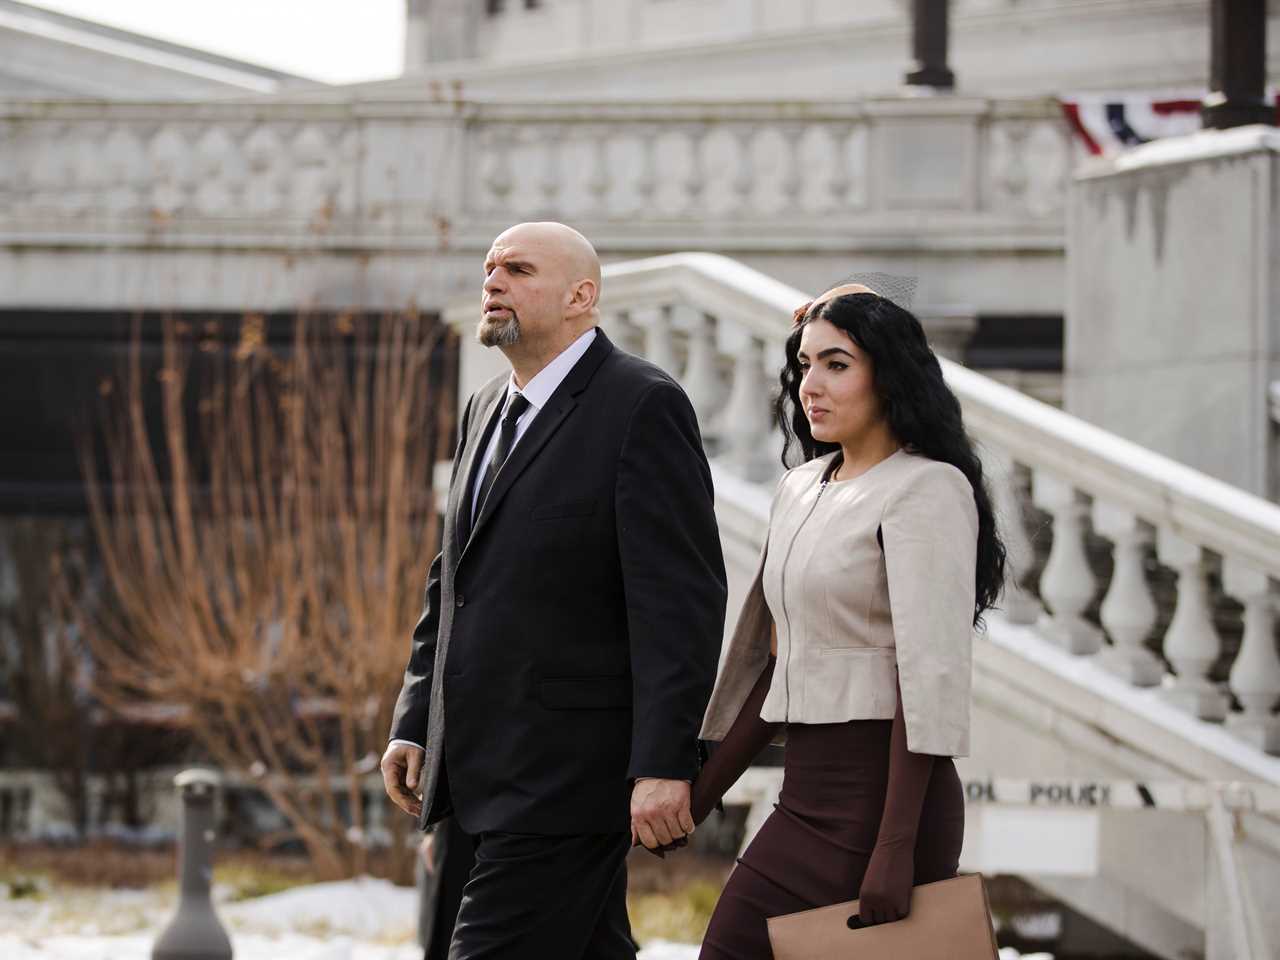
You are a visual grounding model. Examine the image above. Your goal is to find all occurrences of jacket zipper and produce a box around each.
[778,478,829,721]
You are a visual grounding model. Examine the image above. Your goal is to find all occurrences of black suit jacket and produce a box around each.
[390,329,727,835]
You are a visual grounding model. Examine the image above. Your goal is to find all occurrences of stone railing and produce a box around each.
[463,98,1069,227]
[588,253,1280,758]
[0,96,1069,248]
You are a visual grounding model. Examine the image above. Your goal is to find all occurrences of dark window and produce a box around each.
[963,315,1063,372]
[0,311,451,516]
[486,0,541,14]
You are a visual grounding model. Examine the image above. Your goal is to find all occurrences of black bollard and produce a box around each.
[153,769,234,960]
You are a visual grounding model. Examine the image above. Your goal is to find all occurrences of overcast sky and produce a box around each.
[22,0,406,84]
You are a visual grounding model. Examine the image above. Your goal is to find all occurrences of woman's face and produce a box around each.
[796,318,882,447]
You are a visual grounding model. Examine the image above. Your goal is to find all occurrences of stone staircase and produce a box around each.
[448,252,1280,960]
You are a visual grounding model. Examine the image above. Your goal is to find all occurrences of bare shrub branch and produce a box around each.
[67,311,455,878]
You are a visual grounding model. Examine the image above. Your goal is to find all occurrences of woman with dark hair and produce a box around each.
[690,283,1006,958]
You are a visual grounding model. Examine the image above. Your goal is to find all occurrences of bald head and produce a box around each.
[493,221,601,293]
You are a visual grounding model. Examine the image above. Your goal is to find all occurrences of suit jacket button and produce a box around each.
[455,595,466,608]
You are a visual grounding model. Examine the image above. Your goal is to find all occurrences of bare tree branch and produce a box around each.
[64,311,455,879]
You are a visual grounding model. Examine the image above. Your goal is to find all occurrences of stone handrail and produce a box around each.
[586,252,1280,757]
[602,251,1278,571]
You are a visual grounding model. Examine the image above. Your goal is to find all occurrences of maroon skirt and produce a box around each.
[700,719,965,959]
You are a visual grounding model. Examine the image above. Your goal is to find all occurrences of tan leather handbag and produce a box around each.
[767,874,1000,960]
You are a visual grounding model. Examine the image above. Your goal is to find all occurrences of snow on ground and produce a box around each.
[0,878,700,959]
[0,936,1049,960]
[0,878,1049,959]
[0,935,698,960]
[221,877,418,939]
[0,934,422,960]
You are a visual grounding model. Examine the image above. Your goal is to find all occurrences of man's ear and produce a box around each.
[566,278,599,319]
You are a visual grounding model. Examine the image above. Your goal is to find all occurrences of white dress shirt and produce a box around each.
[391,328,597,753]
[469,327,597,523]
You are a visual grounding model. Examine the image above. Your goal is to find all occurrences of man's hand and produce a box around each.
[381,742,424,818]
[630,778,693,850]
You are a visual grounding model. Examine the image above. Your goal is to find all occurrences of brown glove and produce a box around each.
[690,655,780,825]
[855,678,935,925]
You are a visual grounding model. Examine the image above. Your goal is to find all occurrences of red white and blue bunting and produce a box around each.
[1059,90,1280,156]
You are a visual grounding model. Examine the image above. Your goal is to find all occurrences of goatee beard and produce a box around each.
[477,312,520,347]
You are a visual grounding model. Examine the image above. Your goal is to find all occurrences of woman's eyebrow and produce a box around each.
[814,347,855,360]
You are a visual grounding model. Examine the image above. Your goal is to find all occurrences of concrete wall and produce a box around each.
[394,0,1280,100]
[1064,127,1280,500]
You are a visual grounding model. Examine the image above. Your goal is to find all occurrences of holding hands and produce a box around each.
[630,778,694,853]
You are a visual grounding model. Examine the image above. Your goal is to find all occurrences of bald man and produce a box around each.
[383,223,727,959]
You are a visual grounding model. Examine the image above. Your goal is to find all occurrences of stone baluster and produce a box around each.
[634,124,659,213]
[25,124,51,215]
[1155,530,1229,720]
[220,122,253,217]
[0,121,13,215]
[586,124,613,217]
[680,311,725,451]
[149,124,194,217]
[538,123,563,213]
[607,309,646,357]
[1221,559,1280,753]
[721,335,776,482]
[1031,472,1103,654]
[982,446,1039,624]
[683,123,709,214]
[1092,503,1164,686]
[731,124,757,217]
[110,122,148,217]
[779,122,804,212]
[266,124,293,217]
[993,120,1032,211]
[8,124,38,215]
[65,122,101,218]
[181,126,210,217]
[482,126,516,215]
[633,305,680,376]
[827,123,854,212]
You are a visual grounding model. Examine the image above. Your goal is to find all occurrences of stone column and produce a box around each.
[404,0,480,72]
[904,0,955,90]
[1202,0,1273,129]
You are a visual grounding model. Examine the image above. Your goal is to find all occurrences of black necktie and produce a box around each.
[472,392,531,525]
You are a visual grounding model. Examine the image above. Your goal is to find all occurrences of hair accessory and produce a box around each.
[793,273,920,326]
[842,271,918,309]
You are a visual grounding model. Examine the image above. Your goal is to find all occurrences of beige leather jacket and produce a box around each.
[700,449,979,757]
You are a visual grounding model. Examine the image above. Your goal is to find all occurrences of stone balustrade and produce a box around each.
[464,99,1069,226]
[586,253,1280,758]
[0,96,1069,249]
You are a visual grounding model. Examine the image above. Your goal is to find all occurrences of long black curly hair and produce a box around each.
[775,292,1006,626]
